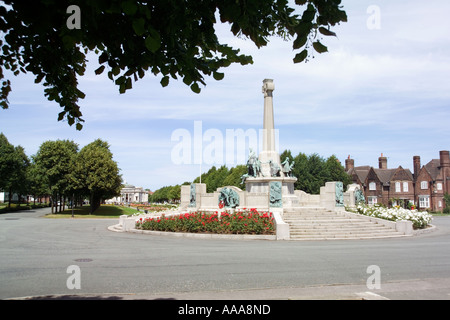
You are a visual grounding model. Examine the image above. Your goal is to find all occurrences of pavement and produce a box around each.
[8,277,450,300]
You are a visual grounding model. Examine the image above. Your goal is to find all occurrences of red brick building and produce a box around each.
[413,151,450,212]
[346,151,450,211]
[346,154,414,208]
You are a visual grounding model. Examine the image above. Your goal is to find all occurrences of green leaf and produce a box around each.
[183,74,193,86]
[121,1,138,15]
[293,49,308,63]
[115,76,126,85]
[112,66,120,76]
[119,83,126,94]
[125,77,132,90]
[302,4,316,22]
[94,65,105,75]
[213,71,224,81]
[76,122,83,131]
[35,74,45,84]
[98,52,108,64]
[160,76,169,87]
[319,27,336,37]
[293,35,307,50]
[312,41,328,53]
[190,83,201,94]
[58,111,65,121]
[145,34,161,53]
[294,21,312,37]
[132,18,146,36]
[138,68,145,79]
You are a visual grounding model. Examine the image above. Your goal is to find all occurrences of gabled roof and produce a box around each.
[349,166,371,183]
[391,166,414,181]
[424,159,442,180]
[373,168,397,185]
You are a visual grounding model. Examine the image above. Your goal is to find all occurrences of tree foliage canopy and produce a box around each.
[0,133,122,213]
[0,0,346,129]
[0,133,29,205]
[281,150,351,194]
[72,139,122,213]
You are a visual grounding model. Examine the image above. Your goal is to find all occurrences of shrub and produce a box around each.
[355,204,432,229]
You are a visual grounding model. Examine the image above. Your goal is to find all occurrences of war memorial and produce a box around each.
[115,79,418,240]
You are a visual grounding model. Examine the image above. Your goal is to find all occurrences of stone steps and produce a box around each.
[107,224,124,232]
[283,207,406,240]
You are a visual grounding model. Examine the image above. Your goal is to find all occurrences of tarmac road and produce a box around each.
[1,207,450,300]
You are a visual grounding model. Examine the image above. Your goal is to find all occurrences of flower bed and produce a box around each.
[355,204,432,229]
[135,208,275,235]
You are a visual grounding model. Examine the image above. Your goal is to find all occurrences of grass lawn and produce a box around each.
[44,205,139,219]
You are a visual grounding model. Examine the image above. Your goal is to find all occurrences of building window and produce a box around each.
[368,196,378,206]
[369,182,376,191]
[439,201,443,208]
[437,183,443,191]
[403,182,409,192]
[419,196,430,208]
[420,181,428,190]
[395,182,401,193]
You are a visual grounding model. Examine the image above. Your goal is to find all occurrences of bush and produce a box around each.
[355,204,432,229]
[135,208,275,235]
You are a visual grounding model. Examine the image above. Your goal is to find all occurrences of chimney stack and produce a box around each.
[345,155,354,172]
[439,150,450,168]
[440,151,450,197]
[413,155,421,180]
[378,153,387,169]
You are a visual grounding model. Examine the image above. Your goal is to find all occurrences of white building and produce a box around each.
[0,192,25,203]
[106,183,148,204]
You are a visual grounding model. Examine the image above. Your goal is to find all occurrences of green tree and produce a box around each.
[204,165,230,192]
[0,133,30,207]
[291,152,309,192]
[26,162,48,205]
[73,139,122,213]
[151,185,171,203]
[222,165,247,190]
[0,1,347,129]
[287,151,351,194]
[34,139,78,213]
[280,149,293,164]
[325,154,351,189]
[443,193,450,214]
[168,185,181,202]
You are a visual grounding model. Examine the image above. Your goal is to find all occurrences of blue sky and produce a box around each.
[1,0,450,191]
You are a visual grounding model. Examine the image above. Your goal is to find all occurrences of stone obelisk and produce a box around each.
[259,79,281,176]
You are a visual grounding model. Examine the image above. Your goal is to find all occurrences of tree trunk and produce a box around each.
[90,193,101,214]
